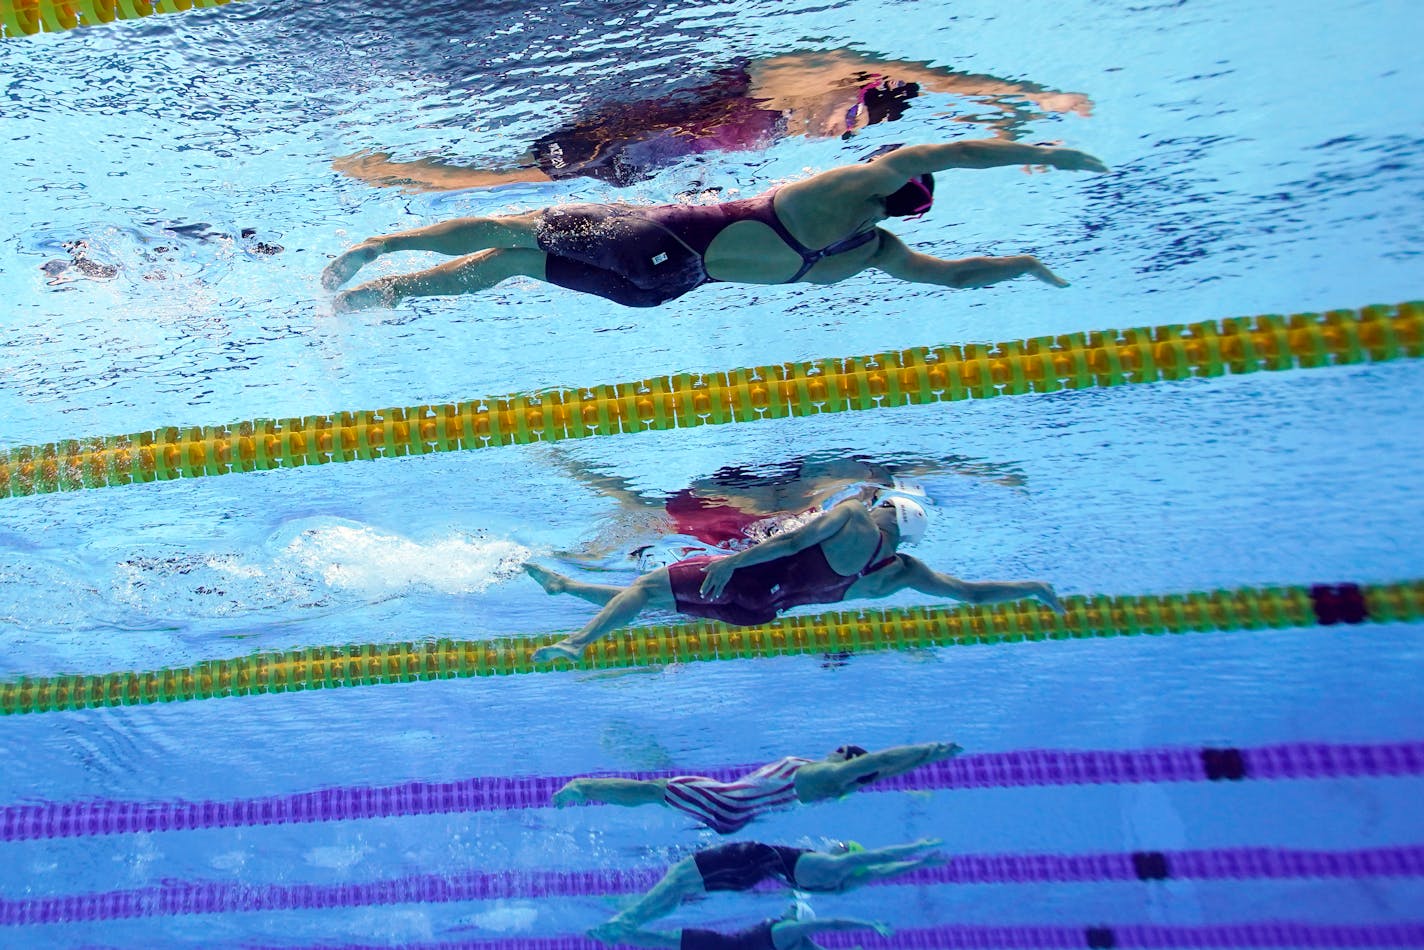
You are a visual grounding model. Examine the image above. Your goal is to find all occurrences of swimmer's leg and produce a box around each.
[332,248,547,312]
[533,570,676,663]
[322,211,543,290]
[553,776,669,808]
[593,855,704,938]
[525,563,624,607]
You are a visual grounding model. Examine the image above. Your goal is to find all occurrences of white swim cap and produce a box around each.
[886,495,928,544]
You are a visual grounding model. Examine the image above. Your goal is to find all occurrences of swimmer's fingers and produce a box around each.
[1046,147,1109,173]
[932,741,965,760]
[698,558,736,598]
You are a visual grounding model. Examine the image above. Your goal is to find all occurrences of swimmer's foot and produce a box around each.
[532,640,583,664]
[322,240,384,290]
[524,562,571,595]
[551,779,588,807]
[332,277,398,313]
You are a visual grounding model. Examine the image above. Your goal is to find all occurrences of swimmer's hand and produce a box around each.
[533,640,584,664]
[926,741,964,762]
[552,780,588,806]
[1025,258,1070,288]
[1043,146,1108,173]
[698,556,739,599]
[1032,582,1066,614]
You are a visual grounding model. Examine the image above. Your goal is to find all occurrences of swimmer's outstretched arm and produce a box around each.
[871,232,1068,289]
[882,554,1065,612]
[794,838,944,889]
[795,742,962,801]
[875,139,1108,177]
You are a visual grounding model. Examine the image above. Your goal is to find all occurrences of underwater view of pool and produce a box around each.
[1,0,1422,947]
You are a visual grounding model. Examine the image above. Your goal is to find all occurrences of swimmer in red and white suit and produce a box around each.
[526,489,1062,663]
[552,742,963,834]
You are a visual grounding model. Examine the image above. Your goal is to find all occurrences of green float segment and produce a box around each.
[0,0,238,38]
[2,303,1419,500]
[2,579,1417,716]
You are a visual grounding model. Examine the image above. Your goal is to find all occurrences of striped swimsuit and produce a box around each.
[663,756,813,834]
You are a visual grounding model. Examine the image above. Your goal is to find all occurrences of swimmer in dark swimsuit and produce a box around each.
[596,915,891,950]
[526,490,1062,663]
[332,51,1093,194]
[590,838,943,943]
[322,139,1107,311]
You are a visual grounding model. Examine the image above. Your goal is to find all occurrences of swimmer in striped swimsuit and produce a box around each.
[550,741,963,832]
[323,139,1105,311]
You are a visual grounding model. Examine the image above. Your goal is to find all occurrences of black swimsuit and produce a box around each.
[693,841,809,891]
[536,191,878,307]
[681,920,778,950]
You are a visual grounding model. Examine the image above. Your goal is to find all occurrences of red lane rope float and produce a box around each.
[5,740,1421,842]
[1,302,1418,500]
[4,843,1422,925]
[1,579,1417,716]
[0,0,238,38]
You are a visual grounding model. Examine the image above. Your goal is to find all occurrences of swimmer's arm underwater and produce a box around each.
[871,140,1108,178]
[871,232,1068,288]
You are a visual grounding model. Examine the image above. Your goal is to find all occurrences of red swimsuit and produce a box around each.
[667,538,894,626]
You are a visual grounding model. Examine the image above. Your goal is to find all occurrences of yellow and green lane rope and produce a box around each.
[2,302,1419,501]
[0,0,236,37]
[3,579,1417,716]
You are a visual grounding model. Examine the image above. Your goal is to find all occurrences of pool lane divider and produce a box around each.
[1,302,1418,500]
[0,578,1417,717]
[250,922,1424,950]
[5,844,1422,925]
[5,739,1421,842]
[0,0,236,38]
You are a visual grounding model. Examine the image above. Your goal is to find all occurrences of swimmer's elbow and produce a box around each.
[877,252,970,288]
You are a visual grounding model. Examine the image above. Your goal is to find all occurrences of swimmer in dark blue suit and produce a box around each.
[592,914,891,950]
[323,139,1106,311]
[590,839,943,943]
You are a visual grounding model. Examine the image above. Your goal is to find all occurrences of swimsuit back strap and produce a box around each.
[858,534,894,577]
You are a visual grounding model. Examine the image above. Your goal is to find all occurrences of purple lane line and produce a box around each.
[4,845,1423,926]
[4,741,1422,843]
[235,922,1424,950]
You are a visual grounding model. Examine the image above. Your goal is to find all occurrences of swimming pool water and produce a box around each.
[1,0,1423,947]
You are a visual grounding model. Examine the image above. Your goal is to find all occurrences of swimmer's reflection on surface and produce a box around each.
[589,914,893,950]
[543,449,1028,570]
[333,50,1093,193]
